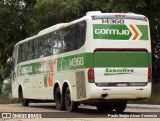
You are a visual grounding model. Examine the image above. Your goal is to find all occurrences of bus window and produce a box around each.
[35,37,44,58]
[63,21,86,53]
[57,31,63,54]
[51,32,57,55]
[28,40,35,60]
[43,34,52,57]
[18,44,23,63]
[23,42,28,61]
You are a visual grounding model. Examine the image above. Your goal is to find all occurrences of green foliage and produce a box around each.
[31,0,83,34]
[0,0,36,81]
[0,0,21,78]
[1,78,11,94]
[1,0,160,87]
[106,0,147,13]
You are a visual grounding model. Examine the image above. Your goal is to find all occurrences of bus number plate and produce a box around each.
[102,19,124,24]
[116,83,127,87]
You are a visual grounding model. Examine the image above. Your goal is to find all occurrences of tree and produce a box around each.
[0,0,21,79]
[103,0,160,82]
[1,0,160,87]
[0,0,36,92]
[29,0,83,34]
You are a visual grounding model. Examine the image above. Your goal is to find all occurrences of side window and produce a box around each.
[63,28,70,52]
[23,42,28,61]
[12,45,18,67]
[39,38,44,58]
[52,31,62,54]
[77,21,86,48]
[43,34,52,57]
[58,30,64,53]
[35,38,39,59]
[28,40,35,60]
[63,20,86,53]
[18,44,23,63]
[63,26,75,52]
[18,40,35,63]
[52,31,58,55]
[35,37,44,58]
[16,20,86,63]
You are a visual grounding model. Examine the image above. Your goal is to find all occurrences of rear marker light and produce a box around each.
[148,68,152,82]
[88,68,95,83]
[136,88,144,90]
[103,88,111,90]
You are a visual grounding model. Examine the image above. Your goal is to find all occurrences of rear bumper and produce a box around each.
[86,82,151,100]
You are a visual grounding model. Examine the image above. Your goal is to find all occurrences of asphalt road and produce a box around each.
[0,103,160,120]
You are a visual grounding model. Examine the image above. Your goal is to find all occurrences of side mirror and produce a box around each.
[6,57,13,71]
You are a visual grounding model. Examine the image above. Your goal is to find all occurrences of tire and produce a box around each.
[19,89,29,106]
[65,87,78,112]
[96,103,113,112]
[114,101,127,113]
[55,87,65,110]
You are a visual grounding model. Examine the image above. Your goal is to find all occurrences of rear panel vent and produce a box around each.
[75,71,86,99]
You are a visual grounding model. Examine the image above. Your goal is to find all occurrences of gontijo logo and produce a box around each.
[93,24,148,40]
[95,29,130,35]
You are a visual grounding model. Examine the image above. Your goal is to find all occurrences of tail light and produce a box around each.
[148,67,152,82]
[88,68,95,83]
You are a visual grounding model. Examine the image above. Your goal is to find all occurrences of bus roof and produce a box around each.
[15,11,148,47]
[38,23,67,35]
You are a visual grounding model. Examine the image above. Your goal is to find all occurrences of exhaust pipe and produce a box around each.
[101,93,108,98]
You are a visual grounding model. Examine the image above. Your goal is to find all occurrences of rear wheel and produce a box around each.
[19,89,29,106]
[65,87,78,112]
[96,103,113,112]
[114,101,127,113]
[55,87,65,110]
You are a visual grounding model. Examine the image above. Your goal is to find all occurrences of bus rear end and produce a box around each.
[85,12,152,112]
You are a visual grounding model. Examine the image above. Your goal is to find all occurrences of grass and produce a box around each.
[0,94,18,104]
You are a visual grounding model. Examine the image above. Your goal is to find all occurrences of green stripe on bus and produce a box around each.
[94,52,150,67]
[57,53,93,71]
[20,60,52,76]
[18,52,151,76]
[20,62,41,75]
[137,25,148,40]
[149,52,152,67]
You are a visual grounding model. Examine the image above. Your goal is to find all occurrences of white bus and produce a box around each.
[7,11,152,113]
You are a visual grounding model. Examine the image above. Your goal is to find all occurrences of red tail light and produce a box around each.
[148,68,152,82]
[88,68,95,83]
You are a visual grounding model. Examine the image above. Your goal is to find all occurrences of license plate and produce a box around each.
[116,83,127,87]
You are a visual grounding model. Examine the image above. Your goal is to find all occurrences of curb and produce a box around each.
[127,104,160,109]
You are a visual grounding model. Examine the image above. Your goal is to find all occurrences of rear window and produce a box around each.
[94,51,149,67]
